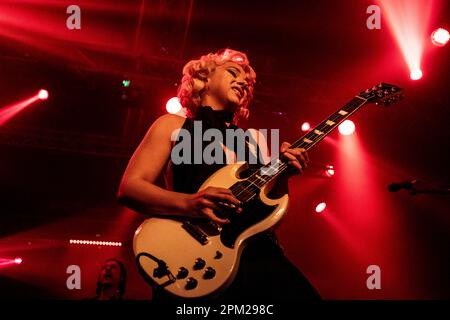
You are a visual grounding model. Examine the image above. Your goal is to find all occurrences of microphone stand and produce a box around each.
[408,187,450,195]
[389,179,450,196]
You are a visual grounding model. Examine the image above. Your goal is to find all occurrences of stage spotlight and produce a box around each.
[38,89,49,101]
[325,165,335,177]
[122,79,131,87]
[69,239,122,246]
[410,69,423,80]
[301,122,311,132]
[338,120,355,136]
[166,97,182,114]
[379,0,430,83]
[1,91,49,126]
[315,202,327,213]
[431,28,449,47]
[0,257,23,267]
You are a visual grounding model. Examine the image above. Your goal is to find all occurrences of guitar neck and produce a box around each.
[247,95,370,188]
[290,95,368,150]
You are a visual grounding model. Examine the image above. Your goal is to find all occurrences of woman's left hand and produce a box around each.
[280,142,309,176]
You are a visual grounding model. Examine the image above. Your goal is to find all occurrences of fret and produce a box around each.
[231,95,370,203]
[290,96,367,150]
[253,174,267,185]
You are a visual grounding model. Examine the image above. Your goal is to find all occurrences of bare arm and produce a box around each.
[117,114,188,215]
[117,114,241,223]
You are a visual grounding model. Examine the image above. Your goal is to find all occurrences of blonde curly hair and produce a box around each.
[177,49,256,123]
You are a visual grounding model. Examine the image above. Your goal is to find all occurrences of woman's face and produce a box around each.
[204,62,250,112]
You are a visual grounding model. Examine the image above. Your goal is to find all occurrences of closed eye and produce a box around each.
[227,69,237,77]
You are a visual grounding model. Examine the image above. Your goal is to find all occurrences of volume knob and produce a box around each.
[193,258,206,270]
[203,267,216,279]
[176,267,189,279]
[185,277,198,290]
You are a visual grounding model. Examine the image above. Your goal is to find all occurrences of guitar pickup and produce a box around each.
[182,220,209,245]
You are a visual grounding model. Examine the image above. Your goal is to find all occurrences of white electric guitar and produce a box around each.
[133,83,403,298]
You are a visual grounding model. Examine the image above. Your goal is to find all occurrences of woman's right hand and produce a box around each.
[182,187,242,224]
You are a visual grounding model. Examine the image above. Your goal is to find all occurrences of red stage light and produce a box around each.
[410,69,423,80]
[338,120,355,136]
[69,239,122,246]
[1,93,43,126]
[315,202,327,213]
[38,89,49,101]
[301,122,311,132]
[431,28,449,47]
[166,97,182,114]
[379,0,431,81]
[325,165,335,177]
[0,257,23,267]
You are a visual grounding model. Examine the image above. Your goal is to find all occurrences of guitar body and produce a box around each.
[132,83,403,299]
[133,162,289,299]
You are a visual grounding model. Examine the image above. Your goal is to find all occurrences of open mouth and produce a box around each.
[103,274,113,280]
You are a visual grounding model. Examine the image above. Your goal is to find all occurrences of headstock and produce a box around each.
[359,83,404,106]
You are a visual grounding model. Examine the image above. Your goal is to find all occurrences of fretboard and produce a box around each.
[237,95,369,197]
[290,95,367,150]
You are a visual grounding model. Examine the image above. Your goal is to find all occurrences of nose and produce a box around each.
[236,79,249,91]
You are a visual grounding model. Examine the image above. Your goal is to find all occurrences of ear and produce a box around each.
[193,78,208,94]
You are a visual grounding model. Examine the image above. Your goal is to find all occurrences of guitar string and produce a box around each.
[231,88,399,202]
[238,97,367,199]
[230,96,369,202]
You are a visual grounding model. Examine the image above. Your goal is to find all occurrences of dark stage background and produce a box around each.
[0,0,449,300]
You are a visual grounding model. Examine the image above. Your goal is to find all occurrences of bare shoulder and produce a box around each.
[151,114,186,131]
[143,114,187,139]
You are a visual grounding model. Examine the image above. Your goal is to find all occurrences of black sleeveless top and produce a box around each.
[170,106,282,252]
[171,106,261,194]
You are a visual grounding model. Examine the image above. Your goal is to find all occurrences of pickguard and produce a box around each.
[220,195,276,248]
